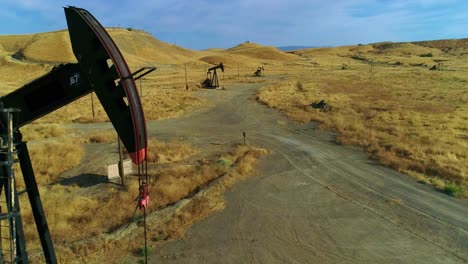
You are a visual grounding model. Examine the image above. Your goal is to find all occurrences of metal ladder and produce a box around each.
[0,108,28,263]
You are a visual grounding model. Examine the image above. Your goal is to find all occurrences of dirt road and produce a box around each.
[146,81,467,263]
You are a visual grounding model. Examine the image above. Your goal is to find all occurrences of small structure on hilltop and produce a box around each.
[253,66,264,77]
[202,62,224,88]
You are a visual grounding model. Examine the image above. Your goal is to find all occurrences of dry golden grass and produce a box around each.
[0,29,298,96]
[19,141,267,263]
[412,38,468,55]
[149,162,226,207]
[15,80,204,124]
[141,88,203,120]
[147,138,197,163]
[12,139,85,190]
[85,130,117,143]
[226,42,297,61]
[109,28,203,65]
[2,26,467,263]
[0,29,293,129]
[199,54,259,68]
[0,30,273,261]
[19,182,141,256]
[0,57,48,89]
[21,123,67,141]
[159,145,269,241]
[27,139,84,185]
[0,28,203,66]
[257,50,467,195]
[147,144,266,208]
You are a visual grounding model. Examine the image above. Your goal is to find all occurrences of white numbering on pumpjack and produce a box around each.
[70,73,80,86]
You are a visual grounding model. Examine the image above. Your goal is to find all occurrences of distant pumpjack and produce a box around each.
[202,63,224,88]
[254,66,264,77]
[430,62,443,71]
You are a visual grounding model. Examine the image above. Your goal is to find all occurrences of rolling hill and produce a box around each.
[0,29,302,88]
[0,28,204,66]
[1,26,467,89]
[0,28,210,89]
[225,42,298,61]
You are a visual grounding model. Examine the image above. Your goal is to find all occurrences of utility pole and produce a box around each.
[185,64,188,90]
[117,136,125,189]
[139,76,143,97]
[91,93,95,118]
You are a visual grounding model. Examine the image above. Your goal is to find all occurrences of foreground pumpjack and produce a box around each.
[201,62,224,88]
[253,66,264,77]
[0,6,148,263]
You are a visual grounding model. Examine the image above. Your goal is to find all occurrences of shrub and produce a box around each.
[216,158,232,168]
[87,130,116,143]
[419,53,433,57]
[137,245,153,257]
[444,182,461,197]
[147,139,197,163]
[296,81,305,92]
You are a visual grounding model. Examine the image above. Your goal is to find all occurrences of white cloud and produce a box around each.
[1,0,467,48]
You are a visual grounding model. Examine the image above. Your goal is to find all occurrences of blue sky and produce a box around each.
[1,0,467,50]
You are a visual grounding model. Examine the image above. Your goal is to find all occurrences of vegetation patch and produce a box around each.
[147,139,198,163]
[257,61,467,196]
[20,139,267,263]
[443,182,462,197]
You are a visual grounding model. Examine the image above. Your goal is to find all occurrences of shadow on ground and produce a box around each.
[59,173,109,187]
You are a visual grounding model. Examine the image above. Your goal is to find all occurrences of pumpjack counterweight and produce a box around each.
[0,6,151,263]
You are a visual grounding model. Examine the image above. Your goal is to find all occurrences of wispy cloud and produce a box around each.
[1,0,467,49]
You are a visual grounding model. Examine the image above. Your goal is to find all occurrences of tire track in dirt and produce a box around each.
[265,136,466,262]
[149,80,467,263]
[68,80,466,263]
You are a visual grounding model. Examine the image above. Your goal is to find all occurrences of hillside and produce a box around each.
[292,38,468,59]
[288,39,466,69]
[0,30,76,63]
[412,38,468,55]
[2,27,467,89]
[0,28,211,89]
[370,42,443,56]
[292,42,442,57]
[108,28,204,65]
[225,42,298,61]
[0,28,204,66]
[198,53,259,67]
[0,24,467,264]
[0,29,301,89]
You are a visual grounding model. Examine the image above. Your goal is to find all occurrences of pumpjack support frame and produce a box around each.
[0,6,151,263]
